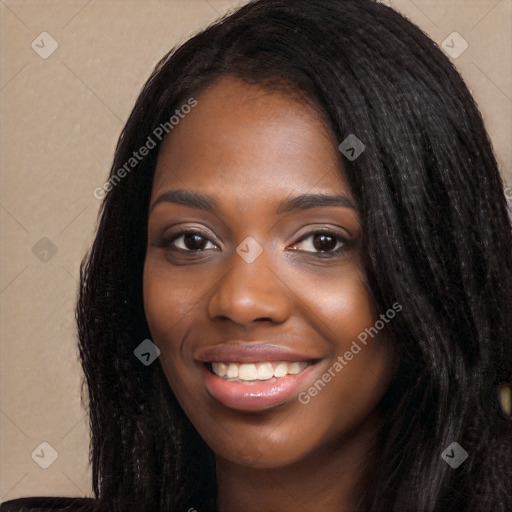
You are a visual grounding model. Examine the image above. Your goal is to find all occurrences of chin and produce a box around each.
[215,438,315,469]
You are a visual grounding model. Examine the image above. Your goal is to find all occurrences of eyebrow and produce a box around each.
[149,189,356,214]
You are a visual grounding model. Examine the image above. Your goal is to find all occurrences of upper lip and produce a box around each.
[196,342,319,364]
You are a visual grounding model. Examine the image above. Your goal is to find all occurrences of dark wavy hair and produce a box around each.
[76,0,512,510]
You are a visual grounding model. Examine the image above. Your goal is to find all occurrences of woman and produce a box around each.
[2,0,510,510]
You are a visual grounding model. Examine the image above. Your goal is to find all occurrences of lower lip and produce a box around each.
[200,363,317,412]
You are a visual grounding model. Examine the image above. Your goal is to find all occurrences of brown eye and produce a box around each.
[158,230,218,252]
[312,233,338,252]
[290,230,349,256]
[182,233,209,251]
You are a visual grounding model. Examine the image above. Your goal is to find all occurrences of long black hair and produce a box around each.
[76,0,512,510]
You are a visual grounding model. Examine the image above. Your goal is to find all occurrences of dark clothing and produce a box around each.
[0,497,94,512]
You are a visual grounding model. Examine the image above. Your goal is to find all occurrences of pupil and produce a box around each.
[185,233,206,251]
[314,234,336,252]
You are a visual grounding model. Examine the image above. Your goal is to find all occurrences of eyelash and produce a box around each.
[157,229,351,258]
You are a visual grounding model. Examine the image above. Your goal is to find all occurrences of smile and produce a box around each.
[209,361,310,382]
[196,342,322,411]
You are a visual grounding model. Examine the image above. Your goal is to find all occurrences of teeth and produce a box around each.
[257,362,274,380]
[213,362,228,378]
[211,361,308,381]
[239,364,258,381]
[226,363,238,379]
[274,362,288,378]
[288,362,304,375]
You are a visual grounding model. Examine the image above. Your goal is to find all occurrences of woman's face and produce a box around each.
[143,75,397,468]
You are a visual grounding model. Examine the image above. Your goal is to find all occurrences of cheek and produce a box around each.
[320,276,375,338]
[288,267,396,422]
[142,258,211,389]
[143,260,198,340]
[288,263,377,351]
[143,262,197,403]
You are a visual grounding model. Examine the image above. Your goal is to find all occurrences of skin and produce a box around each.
[143,75,397,511]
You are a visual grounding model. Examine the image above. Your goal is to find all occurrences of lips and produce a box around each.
[197,342,318,363]
[196,342,321,411]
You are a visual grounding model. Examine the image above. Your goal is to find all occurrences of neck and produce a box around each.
[215,415,380,512]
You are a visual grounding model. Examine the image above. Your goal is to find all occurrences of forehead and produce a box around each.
[152,75,350,200]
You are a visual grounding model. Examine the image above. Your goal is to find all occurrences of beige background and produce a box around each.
[1,0,510,501]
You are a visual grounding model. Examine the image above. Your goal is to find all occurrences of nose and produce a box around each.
[207,246,293,326]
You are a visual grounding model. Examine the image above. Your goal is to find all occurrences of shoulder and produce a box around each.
[0,497,95,512]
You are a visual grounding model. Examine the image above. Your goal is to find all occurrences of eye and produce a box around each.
[155,228,351,256]
[158,230,218,252]
[289,230,349,256]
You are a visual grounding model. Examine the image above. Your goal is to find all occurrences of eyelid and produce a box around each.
[292,226,351,242]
